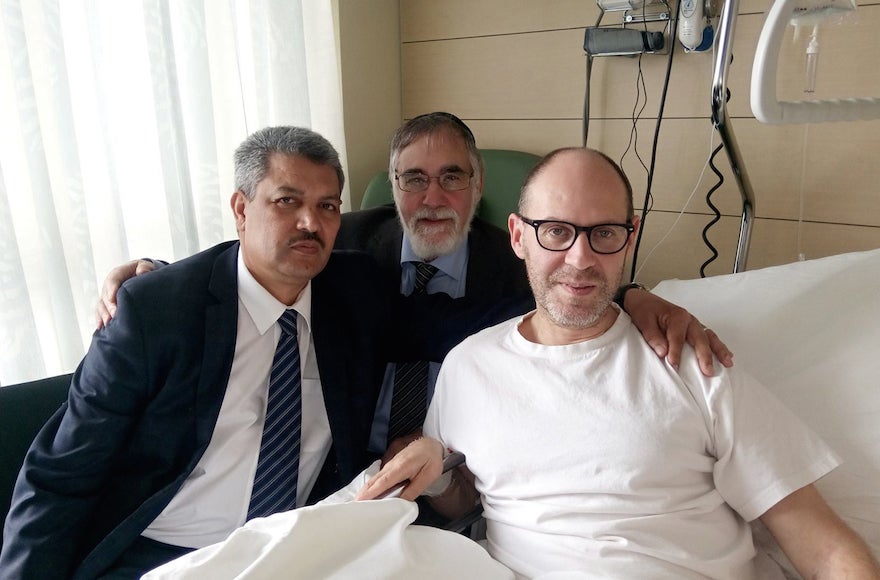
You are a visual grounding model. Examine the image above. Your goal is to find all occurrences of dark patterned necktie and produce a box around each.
[248,309,301,519]
[388,262,439,441]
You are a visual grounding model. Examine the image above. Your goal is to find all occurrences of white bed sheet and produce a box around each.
[143,460,514,580]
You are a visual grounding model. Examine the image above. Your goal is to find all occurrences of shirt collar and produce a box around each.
[237,250,313,336]
[400,232,469,282]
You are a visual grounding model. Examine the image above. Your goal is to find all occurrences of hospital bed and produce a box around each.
[141,247,880,579]
[655,247,880,576]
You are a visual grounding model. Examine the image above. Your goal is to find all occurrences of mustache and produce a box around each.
[288,231,324,248]
[411,207,458,223]
[550,266,604,286]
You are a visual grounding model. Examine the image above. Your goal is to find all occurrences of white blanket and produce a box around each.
[143,461,514,579]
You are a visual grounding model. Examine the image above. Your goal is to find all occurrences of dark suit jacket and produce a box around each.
[335,205,535,358]
[0,241,392,579]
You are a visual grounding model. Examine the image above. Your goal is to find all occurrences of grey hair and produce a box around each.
[518,147,634,220]
[388,112,484,184]
[234,126,344,200]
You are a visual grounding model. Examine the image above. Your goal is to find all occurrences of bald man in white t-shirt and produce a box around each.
[357,147,880,579]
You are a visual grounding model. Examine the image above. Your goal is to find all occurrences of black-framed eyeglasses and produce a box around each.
[517,214,634,254]
[394,170,473,193]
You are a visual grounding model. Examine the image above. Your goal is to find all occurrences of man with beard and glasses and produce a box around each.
[95,113,732,465]
[1,127,404,579]
[357,147,880,579]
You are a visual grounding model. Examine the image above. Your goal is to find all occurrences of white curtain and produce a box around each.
[0,0,348,385]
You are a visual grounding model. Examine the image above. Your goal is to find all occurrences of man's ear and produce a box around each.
[509,213,526,259]
[231,191,247,233]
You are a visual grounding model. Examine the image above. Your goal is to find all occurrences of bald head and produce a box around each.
[518,148,633,220]
[508,147,639,343]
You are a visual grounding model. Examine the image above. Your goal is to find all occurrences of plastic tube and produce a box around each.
[805,26,819,93]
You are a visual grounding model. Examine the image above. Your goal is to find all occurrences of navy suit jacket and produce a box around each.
[335,205,535,358]
[0,241,393,579]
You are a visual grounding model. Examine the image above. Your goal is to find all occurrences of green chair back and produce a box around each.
[0,374,71,550]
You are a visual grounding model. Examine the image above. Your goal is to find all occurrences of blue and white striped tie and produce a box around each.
[388,262,438,440]
[248,309,301,519]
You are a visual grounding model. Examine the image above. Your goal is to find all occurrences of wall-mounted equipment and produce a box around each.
[584,27,665,57]
[592,0,672,48]
[679,0,716,51]
[751,0,880,124]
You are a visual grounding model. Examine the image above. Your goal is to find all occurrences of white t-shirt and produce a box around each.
[425,309,839,579]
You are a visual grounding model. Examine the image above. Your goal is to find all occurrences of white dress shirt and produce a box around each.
[143,251,331,548]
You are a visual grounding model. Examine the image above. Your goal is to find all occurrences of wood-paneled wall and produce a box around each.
[398,0,880,286]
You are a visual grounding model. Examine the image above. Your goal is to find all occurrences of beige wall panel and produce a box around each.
[461,116,880,227]
[630,212,742,285]
[587,48,714,119]
[466,119,583,153]
[587,118,743,215]
[733,120,809,219]
[466,117,746,217]
[592,116,880,228]
[338,0,402,210]
[401,0,775,43]
[400,11,866,124]
[401,0,598,42]
[403,30,725,122]
[740,0,774,14]
[797,221,880,259]
[747,218,880,268]
[402,29,586,119]
[400,3,879,121]
[802,119,880,226]
[634,212,880,286]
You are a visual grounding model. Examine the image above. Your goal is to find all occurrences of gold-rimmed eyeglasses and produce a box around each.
[394,170,473,193]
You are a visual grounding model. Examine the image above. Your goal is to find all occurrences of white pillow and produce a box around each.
[653,248,880,568]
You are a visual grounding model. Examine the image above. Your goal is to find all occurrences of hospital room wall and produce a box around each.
[389,0,880,286]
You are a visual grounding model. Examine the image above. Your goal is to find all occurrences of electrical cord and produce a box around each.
[583,56,594,147]
[628,4,679,282]
[619,0,652,175]
[699,141,725,277]
[633,124,716,280]
[619,55,650,177]
[582,10,606,147]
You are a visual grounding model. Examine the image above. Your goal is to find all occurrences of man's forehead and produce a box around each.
[397,131,470,164]
[265,153,341,195]
[525,170,627,216]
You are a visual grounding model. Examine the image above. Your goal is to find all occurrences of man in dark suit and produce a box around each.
[0,127,397,579]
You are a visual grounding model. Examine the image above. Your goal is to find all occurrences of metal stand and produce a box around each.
[711,0,755,272]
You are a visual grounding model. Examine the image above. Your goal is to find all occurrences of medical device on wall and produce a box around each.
[587,0,670,56]
[751,0,880,124]
[679,0,713,51]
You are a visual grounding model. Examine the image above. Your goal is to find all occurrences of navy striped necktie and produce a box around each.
[388,262,438,441]
[248,309,301,520]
